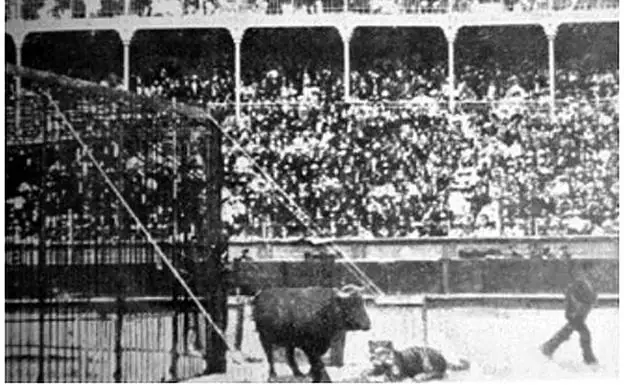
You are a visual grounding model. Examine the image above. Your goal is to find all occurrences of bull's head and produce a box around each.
[335,285,371,331]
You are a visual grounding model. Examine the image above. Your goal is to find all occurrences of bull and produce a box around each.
[252,285,371,382]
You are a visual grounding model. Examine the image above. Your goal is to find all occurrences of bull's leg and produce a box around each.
[259,334,277,381]
[286,346,305,377]
[305,353,331,383]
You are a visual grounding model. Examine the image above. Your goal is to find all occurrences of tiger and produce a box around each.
[361,340,470,382]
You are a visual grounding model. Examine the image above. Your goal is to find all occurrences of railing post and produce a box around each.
[281,261,289,286]
[472,260,484,292]
[441,257,450,294]
[441,244,451,294]
[124,0,131,15]
[421,296,428,347]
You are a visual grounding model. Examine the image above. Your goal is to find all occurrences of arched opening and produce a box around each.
[131,29,233,102]
[22,31,122,84]
[556,23,618,100]
[455,25,548,103]
[6,34,17,107]
[241,28,343,103]
[350,27,447,101]
[6,34,16,64]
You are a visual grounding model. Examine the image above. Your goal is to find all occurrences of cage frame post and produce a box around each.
[233,294,245,351]
[198,122,228,375]
[36,98,49,383]
[113,297,124,383]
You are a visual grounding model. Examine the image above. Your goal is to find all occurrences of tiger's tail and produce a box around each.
[448,358,470,372]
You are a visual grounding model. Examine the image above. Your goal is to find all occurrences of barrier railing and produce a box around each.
[19,0,124,20]
[202,96,617,110]
[7,0,619,21]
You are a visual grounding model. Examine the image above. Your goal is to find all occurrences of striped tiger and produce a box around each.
[363,340,470,382]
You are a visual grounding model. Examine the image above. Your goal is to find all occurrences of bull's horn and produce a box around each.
[338,284,364,295]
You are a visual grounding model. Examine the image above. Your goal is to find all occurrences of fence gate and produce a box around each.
[5,65,228,382]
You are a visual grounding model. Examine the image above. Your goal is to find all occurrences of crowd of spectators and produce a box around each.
[5,26,619,241]
[220,97,618,239]
[129,25,618,108]
[4,93,214,243]
[134,52,344,105]
[6,91,618,242]
[131,53,618,108]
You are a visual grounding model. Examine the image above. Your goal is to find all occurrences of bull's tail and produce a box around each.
[250,290,263,305]
[447,358,470,372]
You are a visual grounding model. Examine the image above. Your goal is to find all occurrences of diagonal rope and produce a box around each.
[7,63,384,297]
[215,121,385,297]
[42,91,247,364]
[233,166,383,295]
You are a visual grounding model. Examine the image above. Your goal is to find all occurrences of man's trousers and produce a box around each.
[541,319,597,364]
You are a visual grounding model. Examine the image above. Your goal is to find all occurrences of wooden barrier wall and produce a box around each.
[230,235,618,261]
[234,259,619,295]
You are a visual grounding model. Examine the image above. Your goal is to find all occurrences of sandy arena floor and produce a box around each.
[186,306,619,382]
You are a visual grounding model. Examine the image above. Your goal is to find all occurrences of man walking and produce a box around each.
[540,260,598,365]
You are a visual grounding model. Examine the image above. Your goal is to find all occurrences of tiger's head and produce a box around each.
[368,340,401,378]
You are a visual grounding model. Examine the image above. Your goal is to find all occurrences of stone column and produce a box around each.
[339,26,354,101]
[444,25,458,113]
[13,32,26,132]
[231,27,246,127]
[543,23,559,119]
[119,28,135,91]
[15,36,23,96]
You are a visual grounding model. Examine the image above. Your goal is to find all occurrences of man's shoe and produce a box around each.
[540,343,554,359]
[584,356,598,365]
